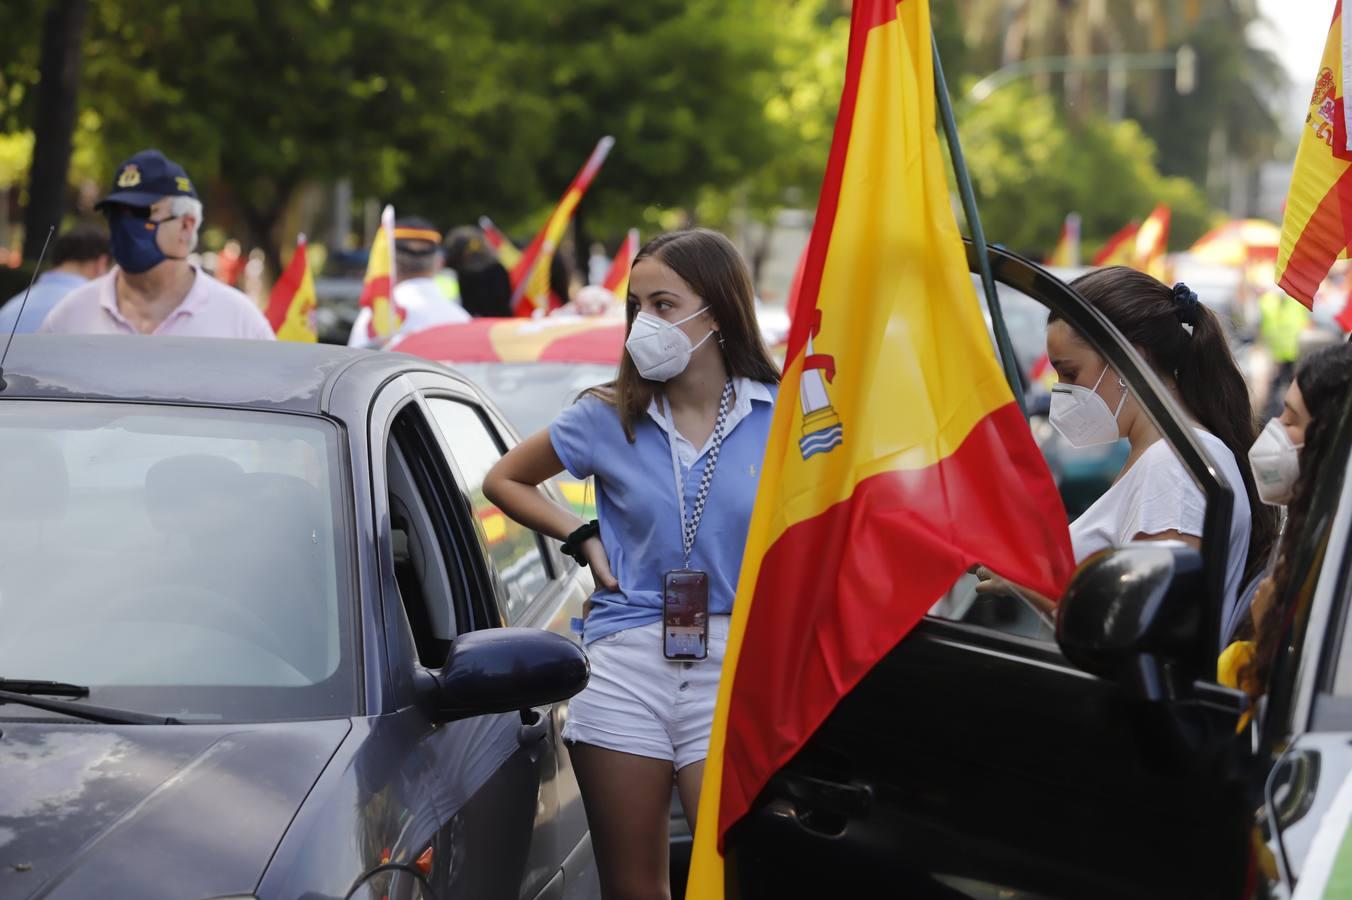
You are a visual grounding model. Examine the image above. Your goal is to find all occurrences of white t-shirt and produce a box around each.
[1070,429,1251,617]
[347,276,469,348]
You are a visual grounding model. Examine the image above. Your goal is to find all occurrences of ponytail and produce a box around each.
[1064,267,1277,582]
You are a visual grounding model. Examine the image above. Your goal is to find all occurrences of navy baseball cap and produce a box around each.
[95,149,198,210]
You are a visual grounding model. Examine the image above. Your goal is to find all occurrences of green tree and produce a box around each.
[957,84,1212,256]
[76,0,486,276]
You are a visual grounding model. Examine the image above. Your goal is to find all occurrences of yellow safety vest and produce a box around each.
[435,270,462,304]
[1259,292,1309,364]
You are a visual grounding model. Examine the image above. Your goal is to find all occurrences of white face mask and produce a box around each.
[625,306,714,382]
[1248,418,1302,506]
[1048,365,1127,448]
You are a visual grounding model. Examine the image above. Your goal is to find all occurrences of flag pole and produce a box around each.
[931,33,1028,419]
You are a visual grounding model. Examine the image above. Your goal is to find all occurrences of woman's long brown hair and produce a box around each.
[588,228,780,441]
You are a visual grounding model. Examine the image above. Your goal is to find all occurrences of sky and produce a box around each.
[1253,0,1336,134]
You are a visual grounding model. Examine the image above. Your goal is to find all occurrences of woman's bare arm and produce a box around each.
[484,429,618,590]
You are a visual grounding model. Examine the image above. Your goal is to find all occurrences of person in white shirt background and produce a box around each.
[347,217,469,348]
[977,266,1276,635]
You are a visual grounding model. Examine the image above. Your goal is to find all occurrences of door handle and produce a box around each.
[757,773,873,839]
[518,708,548,746]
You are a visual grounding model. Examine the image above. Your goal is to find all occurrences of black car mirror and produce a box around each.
[423,628,589,722]
[1057,543,1204,702]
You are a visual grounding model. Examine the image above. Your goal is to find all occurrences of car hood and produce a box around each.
[0,718,351,900]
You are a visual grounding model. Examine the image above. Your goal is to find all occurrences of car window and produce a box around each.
[385,408,461,669]
[0,401,354,722]
[424,397,549,623]
[452,361,609,519]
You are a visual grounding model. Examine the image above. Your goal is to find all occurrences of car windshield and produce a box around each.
[0,401,355,723]
[456,361,616,436]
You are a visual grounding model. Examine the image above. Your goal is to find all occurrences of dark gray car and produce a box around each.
[0,335,597,900]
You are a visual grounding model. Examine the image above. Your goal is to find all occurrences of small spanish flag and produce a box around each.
[510,136,615,317]
[478,216,522,271]
[265,234,317,342]
[1276,1,1352,307]
[1134,203,1171,281]
[1092,220,1139,266]
[1044,212,1081,267]
[601,228,639,301]
[686,1,1076,894]
[360,205,402,339]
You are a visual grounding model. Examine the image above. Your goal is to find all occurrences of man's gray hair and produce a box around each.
[167,195,204,250]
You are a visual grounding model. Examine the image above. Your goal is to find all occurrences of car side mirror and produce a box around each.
[1057,543,1204,701]
[422,627,590,722]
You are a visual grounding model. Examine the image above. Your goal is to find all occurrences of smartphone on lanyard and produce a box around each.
[663,569,709,661]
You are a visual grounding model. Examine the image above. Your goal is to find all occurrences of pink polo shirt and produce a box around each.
[40,267,276,340]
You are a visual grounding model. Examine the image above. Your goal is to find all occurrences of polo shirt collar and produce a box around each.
[101,265,206,325]
[646,375,774,439]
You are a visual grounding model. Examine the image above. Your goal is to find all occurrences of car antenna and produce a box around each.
[0,225,55,392]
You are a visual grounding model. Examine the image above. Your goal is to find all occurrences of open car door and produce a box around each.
[726,247,1253,900]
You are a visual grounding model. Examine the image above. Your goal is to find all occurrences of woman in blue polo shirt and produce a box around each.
[485,228,778,898]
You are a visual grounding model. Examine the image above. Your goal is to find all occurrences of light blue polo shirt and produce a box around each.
[549,377,777,644]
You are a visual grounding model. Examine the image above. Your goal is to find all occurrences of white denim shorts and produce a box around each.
[563,616,731,771]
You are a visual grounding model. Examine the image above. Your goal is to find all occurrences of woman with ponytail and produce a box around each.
[977,266,1276,634]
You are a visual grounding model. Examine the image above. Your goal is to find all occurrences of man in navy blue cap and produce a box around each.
[40,149,274,339]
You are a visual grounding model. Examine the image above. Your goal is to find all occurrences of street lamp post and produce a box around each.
[967,45,1197,118]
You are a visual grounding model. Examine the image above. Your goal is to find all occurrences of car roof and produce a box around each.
[0,334,455,414]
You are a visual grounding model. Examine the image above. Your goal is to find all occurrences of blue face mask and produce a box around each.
[108,208,179,274]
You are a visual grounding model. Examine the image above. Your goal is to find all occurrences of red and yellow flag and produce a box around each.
[1277,1,1352,307]
[1044,212,1081,267]
[1134,203,1171,281]
[601,228,639,300]
[360,205,402,339]
[510,136,615,317]
[688,1,1075,893]
[265,234,317,342]
[1092,220,1139,266]
[478,216,522,271]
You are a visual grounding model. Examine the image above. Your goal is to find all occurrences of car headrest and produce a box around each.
[144,454,246,538]
[0,432,69,522]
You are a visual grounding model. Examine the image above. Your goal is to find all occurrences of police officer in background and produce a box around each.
[41,149,274,339]
[347,217,470,348]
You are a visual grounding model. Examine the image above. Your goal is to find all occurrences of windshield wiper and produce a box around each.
[0,686,179,725]
[0,678,89,697]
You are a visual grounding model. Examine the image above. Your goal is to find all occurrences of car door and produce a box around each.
[366,376,564,900]
[410,371,596,900]
[728,247,1253,900]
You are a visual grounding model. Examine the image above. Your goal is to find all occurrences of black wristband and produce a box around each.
[560,520,600,565]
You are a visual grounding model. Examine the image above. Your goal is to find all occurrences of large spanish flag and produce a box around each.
[509,136,615,317]
[687,1,1075,894]
[1277,0,1352,307]
[359,205,402,339]
[1092,220,1139,266]
[265,234,317,342]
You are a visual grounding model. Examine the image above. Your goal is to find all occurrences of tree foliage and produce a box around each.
[958,84,1213,256]
[0,0,1281,277]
